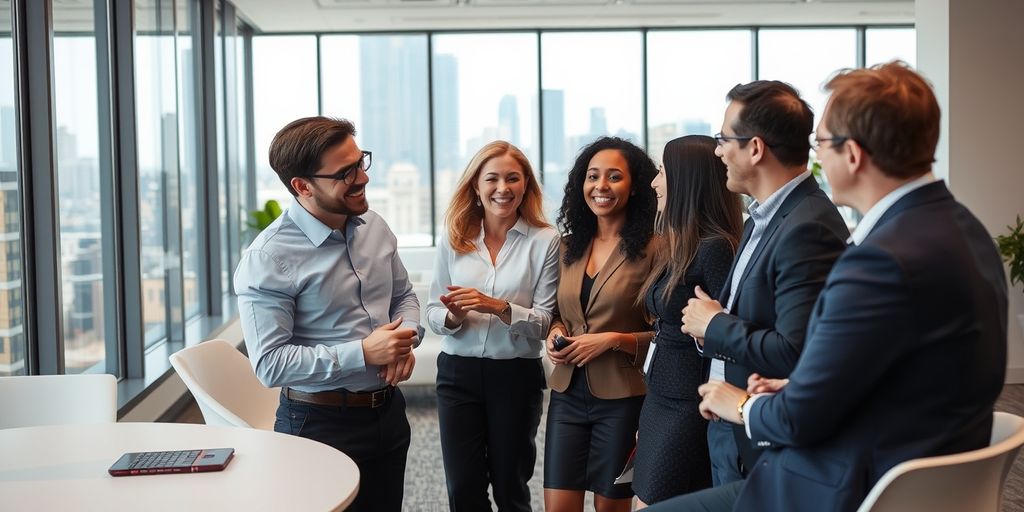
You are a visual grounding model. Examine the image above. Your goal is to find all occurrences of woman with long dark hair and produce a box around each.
[426,141,559,511]
[632,135,744,508]
[544,136,659,512]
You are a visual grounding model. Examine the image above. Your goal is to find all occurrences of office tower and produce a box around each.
[589,107,607,138]
[433,53,460,175]
[542,89,565,171]
[0,106,14,168]
[359,37,430,184]
[497,94,520,147]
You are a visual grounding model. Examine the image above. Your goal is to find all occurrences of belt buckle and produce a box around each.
[370,388,388,408]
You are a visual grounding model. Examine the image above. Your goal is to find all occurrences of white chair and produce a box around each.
[0,374,117,429]
[856,411,1024,512]
[169,339,280,430]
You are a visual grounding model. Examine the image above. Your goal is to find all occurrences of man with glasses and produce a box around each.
[234,116,423,512]
[651,61,1007,512]
[679,80,848,487]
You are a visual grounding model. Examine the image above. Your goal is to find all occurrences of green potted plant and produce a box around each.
[996,215,1024,335]
[246,199,283,234]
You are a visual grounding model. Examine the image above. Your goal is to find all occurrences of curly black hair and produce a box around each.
[556,136,657,265]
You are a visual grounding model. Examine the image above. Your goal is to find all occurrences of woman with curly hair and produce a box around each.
[544,136,659,512]
[632,135,743,508]
[426,141,560,511]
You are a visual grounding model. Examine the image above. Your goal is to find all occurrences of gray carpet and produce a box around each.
[177,384,1024,511]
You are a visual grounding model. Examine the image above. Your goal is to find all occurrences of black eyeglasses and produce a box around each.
[713,132,755,146]
[308,151,372,184]
[809,133,849,152]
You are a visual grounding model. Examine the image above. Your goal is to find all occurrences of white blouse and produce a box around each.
[426,218,560,359]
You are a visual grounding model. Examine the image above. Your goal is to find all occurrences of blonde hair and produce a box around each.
[445,141,549,254]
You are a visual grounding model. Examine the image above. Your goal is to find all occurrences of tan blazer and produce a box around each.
[548,237,658,399]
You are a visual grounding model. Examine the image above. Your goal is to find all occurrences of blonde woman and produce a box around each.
[426,141,560,512]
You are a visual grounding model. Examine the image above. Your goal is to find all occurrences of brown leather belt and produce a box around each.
[283,386,393,408]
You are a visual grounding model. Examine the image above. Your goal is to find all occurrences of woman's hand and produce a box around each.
[442,286,505,314]
[563,332,623,367]
[546,325,568,366]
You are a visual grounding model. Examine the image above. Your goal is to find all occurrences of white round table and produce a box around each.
[0,422,359,511]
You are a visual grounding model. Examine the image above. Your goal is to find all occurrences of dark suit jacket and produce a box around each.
[736,181,1008,512]
[701,175,849,469]
[548,238,658,399]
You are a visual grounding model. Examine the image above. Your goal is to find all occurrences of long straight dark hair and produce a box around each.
[639,135,744,303]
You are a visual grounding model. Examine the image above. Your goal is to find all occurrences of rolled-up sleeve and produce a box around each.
[234,249,367,388]
[506,233,560,340]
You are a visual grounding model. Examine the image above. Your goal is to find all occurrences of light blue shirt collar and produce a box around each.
[288,200,366,247]
[849,173,935,245]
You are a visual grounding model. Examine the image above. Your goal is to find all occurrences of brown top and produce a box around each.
[548,236,659,399]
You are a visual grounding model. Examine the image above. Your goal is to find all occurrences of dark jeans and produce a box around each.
[436,353,545,512]
[275,387,411,512]
[645,480,743,512]
[708,419,744,486]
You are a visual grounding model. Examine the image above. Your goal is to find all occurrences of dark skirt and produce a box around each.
[544,368,644,499]
[632,387,712,503]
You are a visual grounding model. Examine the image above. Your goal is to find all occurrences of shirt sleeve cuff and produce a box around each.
[427,308,462,337]
[335,341,367,374]
[401,319,426,348]
[744,393,770,439]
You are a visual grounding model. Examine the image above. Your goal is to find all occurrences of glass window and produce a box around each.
[646,30,752,164]
[178,0,201,321]
[53,1,115,373]
[321,34,432,247]
[0,8,26,376]
[252,36,318,211]
[541,31,643,218]
[758,29,858,122]
[430,33,539,244]
[135,1,176,346]
[866,27,916,68]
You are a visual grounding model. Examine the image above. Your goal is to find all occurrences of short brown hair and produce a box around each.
[269,116,356,196]
[824,61,940,179]
[726,80,814,168]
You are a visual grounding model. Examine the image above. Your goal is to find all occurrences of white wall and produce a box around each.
[917,0,1024,382]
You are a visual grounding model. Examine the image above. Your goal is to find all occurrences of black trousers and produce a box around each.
[274,387,411,512]
[436,352,545,512]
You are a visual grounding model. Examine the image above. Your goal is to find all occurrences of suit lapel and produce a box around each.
[733,176,819,303]
[869,181,951,240]
[586,243,628,317]
[562,242,587,327]
[717,219,754,306]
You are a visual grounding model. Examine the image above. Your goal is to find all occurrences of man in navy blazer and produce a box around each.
[681,80,849,484]
[650,62,1008,512]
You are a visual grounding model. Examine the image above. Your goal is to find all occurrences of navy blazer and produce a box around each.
[702,175,849,469]
[736,181,1008,512]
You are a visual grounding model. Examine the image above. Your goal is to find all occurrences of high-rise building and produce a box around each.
[588,107,607,138]
[359,37,430,185]
[432,53,460,175]
[497,94,520,147]
[0,106,15,168]
[542,89,565,170]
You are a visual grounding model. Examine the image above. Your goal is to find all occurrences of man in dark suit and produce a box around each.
[681,80,849,484]
[651,62,1008,512]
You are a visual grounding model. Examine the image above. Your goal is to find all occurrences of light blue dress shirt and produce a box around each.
[234,203,424,393]
[708,171,812,381]
[425,218,560,359]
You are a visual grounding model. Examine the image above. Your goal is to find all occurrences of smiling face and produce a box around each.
[474,153,527,223]
[714,100,756,195]
[583,149,632,219]
[304,137,370,217]
[652,163,667,213]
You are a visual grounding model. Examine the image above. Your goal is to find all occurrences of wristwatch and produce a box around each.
[737,393,752,424]
[499,300,512,318]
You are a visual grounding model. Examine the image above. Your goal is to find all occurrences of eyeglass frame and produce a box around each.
[809,133,850,152]
[306,150,372,184]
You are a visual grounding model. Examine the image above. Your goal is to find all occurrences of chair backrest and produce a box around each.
[0,374,117,429]
[857,411,1024,512]
[169,339,279,430]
